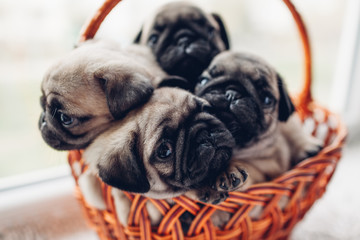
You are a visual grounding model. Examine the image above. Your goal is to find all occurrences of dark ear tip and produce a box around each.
[134,28,143,43]
[133,181,151,193]
[278,110,295,122]
[277,74,295,121]
[211,13,230,50]
[106,76,154,120]
[98,165,151,193]
[158,76,191,91]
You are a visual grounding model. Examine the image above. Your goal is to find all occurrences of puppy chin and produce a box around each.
[158,41,219,80]
[40,127,88,150]
[41,133,68,150]
[216,113,261,147]
[170,58,208,78]
[197,92,265,147]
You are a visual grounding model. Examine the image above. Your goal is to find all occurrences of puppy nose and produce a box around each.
[225,90,241,102]
[177,36,191,47]
[39,112,46,129]
[41,112,46,122]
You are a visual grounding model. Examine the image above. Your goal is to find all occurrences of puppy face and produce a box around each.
[194,51,295,147]
[135,1,229,90]
[39,40,160,150]
[84,87,235,198]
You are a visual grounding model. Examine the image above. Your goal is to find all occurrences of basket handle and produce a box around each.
[78,0,313,107]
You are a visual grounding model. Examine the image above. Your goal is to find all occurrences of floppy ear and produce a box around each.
[158,76,191,91]
[94,65,154,120]
[211,13,230,50]
[133,28,143,43]
[97,132,150,193]
[277,74,295,121]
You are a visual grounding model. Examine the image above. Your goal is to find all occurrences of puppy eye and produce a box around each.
[148,34,159,46]
[58,112,78,127]
[208,27,215,38]
[198,77,210,86]
[157,141,173,159]
[60,113,73,125]
[262,94,275,108]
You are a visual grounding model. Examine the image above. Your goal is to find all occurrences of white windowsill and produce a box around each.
[0,166,98,240]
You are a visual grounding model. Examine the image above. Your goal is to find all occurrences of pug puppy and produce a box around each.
[83,87,235,202]
[39,39,168,150]
[134,1,230,91]
[194,51,323,193]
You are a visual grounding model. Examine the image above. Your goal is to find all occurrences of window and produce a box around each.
[0,0,100,178]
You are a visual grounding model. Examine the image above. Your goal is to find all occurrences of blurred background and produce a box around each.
[0,0,349,178]
[1,0,360,239]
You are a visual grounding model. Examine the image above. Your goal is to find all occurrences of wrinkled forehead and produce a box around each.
[153,87,204,111]
[42,63,90,95]
[146,88,205,125]
[142,3,218,39]
[210,52,278,87]
[155,4,205,25]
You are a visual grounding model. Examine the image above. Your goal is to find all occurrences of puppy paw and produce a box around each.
[215,166,248,192]
[185,165,249,205]
[294,135,324,164]
[198,188,229,205]
[305,144,323,158]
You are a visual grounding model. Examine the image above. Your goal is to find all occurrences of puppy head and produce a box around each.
[39,40,154,150]
[134,1,229,90]
[85,87,235,198]
[194,51,295,147]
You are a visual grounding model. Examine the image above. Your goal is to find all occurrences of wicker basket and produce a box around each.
[67,0,348,239]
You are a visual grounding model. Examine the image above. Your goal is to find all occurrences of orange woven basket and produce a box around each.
[67,0,348,239]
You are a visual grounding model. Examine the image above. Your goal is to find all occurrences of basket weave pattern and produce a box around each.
[67,0,347,239]
[68,103,346,240]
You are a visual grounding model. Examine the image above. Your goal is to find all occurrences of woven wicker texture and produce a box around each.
[68,0,348,239]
